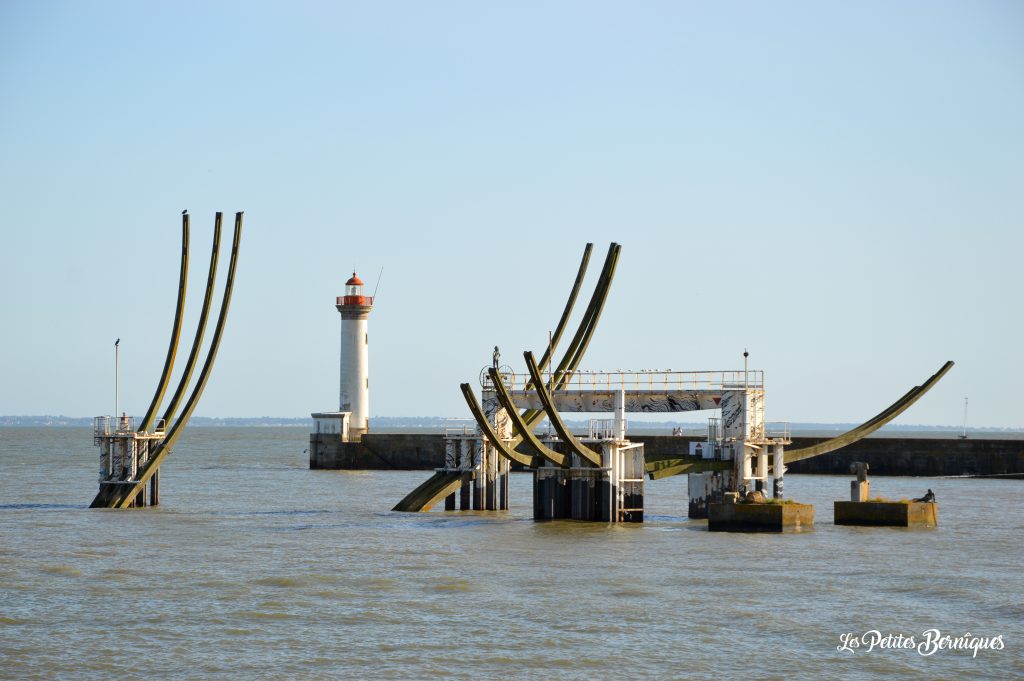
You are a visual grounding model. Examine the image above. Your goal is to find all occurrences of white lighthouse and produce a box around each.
[336,272,373,441]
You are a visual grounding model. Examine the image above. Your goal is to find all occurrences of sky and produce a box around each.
[1,1,1021,427]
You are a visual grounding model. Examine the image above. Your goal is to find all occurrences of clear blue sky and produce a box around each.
[1,1,1021,427]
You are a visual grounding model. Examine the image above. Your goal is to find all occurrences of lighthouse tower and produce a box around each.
[337,272,373,441]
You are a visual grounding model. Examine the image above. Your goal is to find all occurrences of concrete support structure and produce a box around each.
[440,406,511,512]
[709,496,815,532]
[93,415,165,508]
[833,461,936,527]
[91,211,244,509]
[850,461,870,502]
[687,470,734,519]
[533,433,644,522]
[336,273,373,442]
[772,444,785,499]
[835,501,937,527]
[685,382,791,518]
[473,440,510,511]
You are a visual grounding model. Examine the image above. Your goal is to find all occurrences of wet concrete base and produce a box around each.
[834,501,937,527]
[708,501,815,533]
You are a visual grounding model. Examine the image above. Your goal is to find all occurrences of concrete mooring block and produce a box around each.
[834,501,937,527]
[708,500,815,533]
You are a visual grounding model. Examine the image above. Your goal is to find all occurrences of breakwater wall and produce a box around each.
[781,436,1024,477]
[310,433,447,469]
[309,433,1024,477]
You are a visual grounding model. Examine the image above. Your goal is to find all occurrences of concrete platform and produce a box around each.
[707,501,814,533]
[834,501,937,527]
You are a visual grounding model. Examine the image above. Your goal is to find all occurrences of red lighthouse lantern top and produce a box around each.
[338,271,373,306]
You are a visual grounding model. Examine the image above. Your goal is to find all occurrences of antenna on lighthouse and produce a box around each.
[372,267,384,301]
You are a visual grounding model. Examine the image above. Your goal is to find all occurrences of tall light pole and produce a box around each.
[743,348,749,391]
[115,338,120,421]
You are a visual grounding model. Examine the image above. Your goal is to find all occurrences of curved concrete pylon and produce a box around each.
[529,243,592,384]
[523,351,602,467]
[391,470,474,513]
[392,384,541,512]
[465,242,618,464]
[394,243,621,511]
[489,368,569,468]
[783,360,954,464]
[160,213,223,428]
[138,214,190,433]
[521,243,620,428]
[646,458,732,480]
[459,383,541,469]
[645,361,955,481]
[392,382,543,512]
[96,213,243,509]
[552,244,620,386]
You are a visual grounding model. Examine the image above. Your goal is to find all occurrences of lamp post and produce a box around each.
[115,338,120,423]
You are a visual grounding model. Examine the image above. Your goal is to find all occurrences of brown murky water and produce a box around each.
[1,427,1020,679]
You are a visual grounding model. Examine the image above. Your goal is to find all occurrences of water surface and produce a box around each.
[1,427,1020,679]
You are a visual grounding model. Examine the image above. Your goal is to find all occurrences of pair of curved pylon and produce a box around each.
[392,243,620,512]
[463,243,620,468]
[484,354,606,468]
[523,351,602,466]
[645,360,956,480]
[91,212,243,508]
[489,366,570,467]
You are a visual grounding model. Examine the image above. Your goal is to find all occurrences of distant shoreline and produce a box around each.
[2,415,1021,437]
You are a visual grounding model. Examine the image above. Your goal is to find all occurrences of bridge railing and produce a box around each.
[589,418,625,439]
[94,415,137,436]
[497,368,764,393]
[765,422,791,441]
[93,416,166,445]
[444,418,477,437]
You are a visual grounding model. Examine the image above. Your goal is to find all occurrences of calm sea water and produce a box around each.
[1,427,1021,680]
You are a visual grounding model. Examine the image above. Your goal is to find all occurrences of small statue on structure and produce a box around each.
[493,346,500,369]
[850,461,869,482]
[914,489,936,503]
